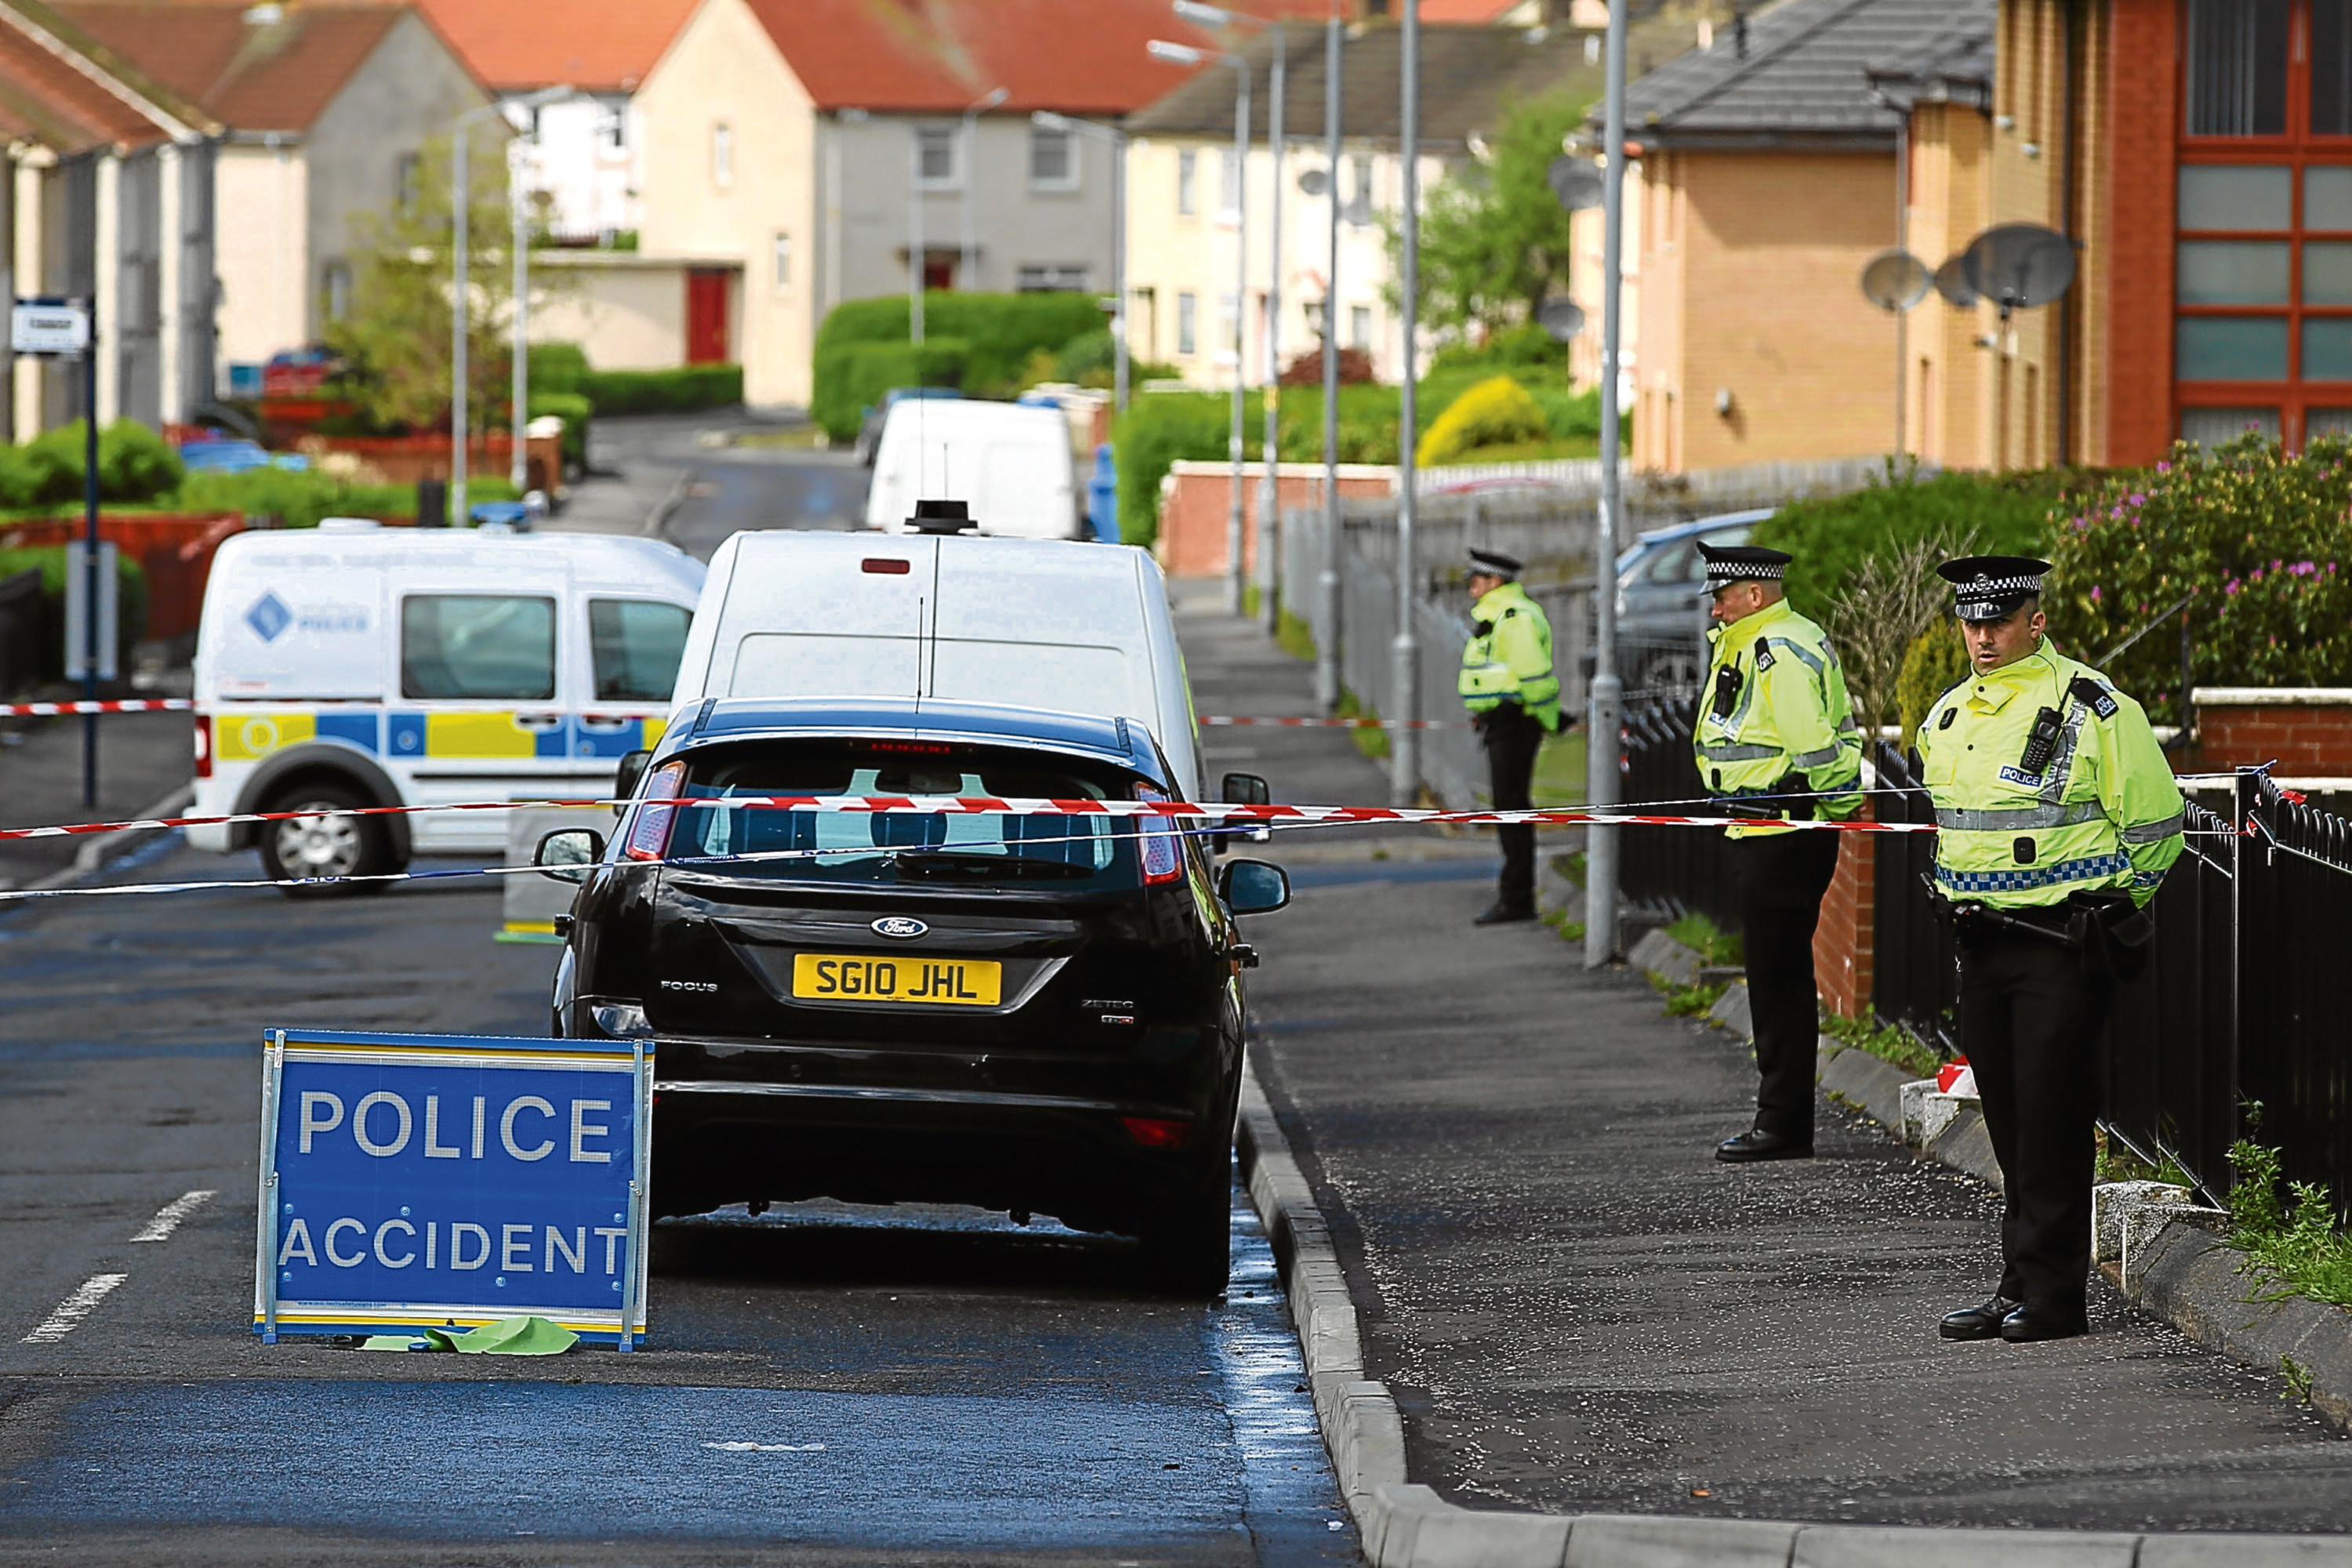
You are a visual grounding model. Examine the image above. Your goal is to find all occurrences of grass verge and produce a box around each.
[1819,1011,1941,1079]
[2227,1138,2352,1310]
[1652,972,1728,1017]
[1336,689,1390,760]
[1662,912,1742,967]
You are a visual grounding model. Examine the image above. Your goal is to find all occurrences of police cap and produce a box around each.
[1696,541,1791,590]
[1467,547,1523,579]
[1938,554,2051,622]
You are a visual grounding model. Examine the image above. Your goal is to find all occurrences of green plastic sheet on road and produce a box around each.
[359,1316,579,1355]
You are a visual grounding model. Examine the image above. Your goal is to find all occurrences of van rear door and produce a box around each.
[707,533,939,700]
[927,538,1157,721]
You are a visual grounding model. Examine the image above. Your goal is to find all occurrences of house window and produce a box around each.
[394,151,420,212]
[712,121,734,187]
[774,232,792,290]
[1219,149,1240,217]
[1178,291,1198,355]
[1030,125,1076,188]
[1349,155,1374,223]
[601,102,626,151]
[1017,264,1089,292]
[321,260,351,322]
[2176,0,2352,448]
[1178,148,1199,215]
[1350,304,1371,348]
[916,125,958,187]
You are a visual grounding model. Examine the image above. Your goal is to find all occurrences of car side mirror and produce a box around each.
[1216,858,1290,915]
[612,750,654,818]
[535,828,605,884]
[1217,771,1272,851]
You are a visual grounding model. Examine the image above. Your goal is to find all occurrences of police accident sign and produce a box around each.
[252,1029,652,1346]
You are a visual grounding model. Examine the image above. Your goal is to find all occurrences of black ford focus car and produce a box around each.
[535,697,1288,1294]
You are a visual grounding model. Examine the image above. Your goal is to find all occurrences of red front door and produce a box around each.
[686,269,730,365]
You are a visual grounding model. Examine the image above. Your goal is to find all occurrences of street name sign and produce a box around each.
[10,299,89,357]
[252,1029,652,1348]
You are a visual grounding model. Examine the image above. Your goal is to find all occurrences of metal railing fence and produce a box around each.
[1617,695,1736,928]
[2237,773,2352,1210]
[1868,744,1962,1056]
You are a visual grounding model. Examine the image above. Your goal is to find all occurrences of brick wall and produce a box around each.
[2104,0,2177,465]
[1812,803,1875,1020]
[1154,463,1397,578]
[2195,691,2352,775]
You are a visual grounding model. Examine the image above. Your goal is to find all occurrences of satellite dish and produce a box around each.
[1537,298,1586,343]
[1546,154,1604,212]
[1299,166,1330,197]
[1859,249,1933,312]
[1933,253,1978,308]
[1960,223,2076,313]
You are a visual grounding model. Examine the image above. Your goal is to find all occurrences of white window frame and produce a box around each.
[1178,147,1199,216]
[1029,125,1078,190]
[1177,291,1198,356]
[1349,304,1371,350]
[1218,148,1240,221]
[773,231,792,292]
[916,125,960,189]
[712,121,734,187]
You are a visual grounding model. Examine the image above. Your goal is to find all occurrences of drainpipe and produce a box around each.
[2057,0,2080,463]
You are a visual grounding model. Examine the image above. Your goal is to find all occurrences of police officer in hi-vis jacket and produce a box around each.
[1921,556,2183,1344]
[1457,548,1559,924]
[1690,542,1864,1165]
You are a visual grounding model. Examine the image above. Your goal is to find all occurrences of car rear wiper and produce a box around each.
[891,850,1094,880]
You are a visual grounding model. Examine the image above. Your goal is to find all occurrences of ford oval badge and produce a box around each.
[872,916,927,940]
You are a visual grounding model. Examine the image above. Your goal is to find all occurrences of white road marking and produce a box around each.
[703,1441,826,1453]
[20,1273,129,1343]
[129,1189,216,1243]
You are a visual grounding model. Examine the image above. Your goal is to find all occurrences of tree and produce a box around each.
[325,133,575,435]
[1385,91,1589,338]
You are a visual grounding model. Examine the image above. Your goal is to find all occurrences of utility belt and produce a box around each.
[1924,877,2153,982]
[1714,775,1813,822]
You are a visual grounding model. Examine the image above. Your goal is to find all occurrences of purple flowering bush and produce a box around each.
[2045,432,2352,724]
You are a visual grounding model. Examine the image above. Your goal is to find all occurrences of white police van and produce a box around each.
[188,522,704,895]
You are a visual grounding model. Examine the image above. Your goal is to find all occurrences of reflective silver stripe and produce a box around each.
[1790,743,1845,769]
[1935,800,2108,832]
[1700,742,1780,761]
[1766,637,1825,675]
[1836,715,1862,733]
[2121,811,2185,844]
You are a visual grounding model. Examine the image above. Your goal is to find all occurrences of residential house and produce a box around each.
[49,0,490,396]
[1123,23,1600,392]
[0,0,217,437]
[1617,0,1994,472]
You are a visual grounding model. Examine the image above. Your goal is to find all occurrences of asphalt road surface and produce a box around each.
[0,838,1357,1566]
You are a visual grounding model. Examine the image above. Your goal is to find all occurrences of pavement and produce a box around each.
[1171,582,2352,1536]
[0,697,192,889]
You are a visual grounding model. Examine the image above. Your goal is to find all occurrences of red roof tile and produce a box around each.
[53,1,405,131]
[405,0,699,91]
[0,4,190,147]
[750,0,1335,117]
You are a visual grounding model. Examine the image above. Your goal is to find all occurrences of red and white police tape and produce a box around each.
[0,792,1941,848]
[0,698,192,717]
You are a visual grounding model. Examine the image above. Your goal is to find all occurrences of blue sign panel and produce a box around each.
[252,1029,652,1347]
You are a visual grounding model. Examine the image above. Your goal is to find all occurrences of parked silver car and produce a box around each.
[1613,510,1772,694]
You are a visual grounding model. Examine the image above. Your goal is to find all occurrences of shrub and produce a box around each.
[529,341,591,394]
[21,420,185,505]
[1896,621,1971,748]
[1109,390,1249,550]
[2045,432,2352,725]
[526,390,594,471]
[1428,323,1568,375]
[813,292,1107,427]
[1277,344,1378,386]
[170,468,419,529]
[1416,375,1548,466]
[575,365,742,417]
[1752,462,2064,615]
[810,339,970,442]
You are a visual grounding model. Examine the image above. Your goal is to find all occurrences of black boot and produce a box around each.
[1999,1299,2089,1342]
[1937,1295,2022,1341]
[1713,1128,1812,1163]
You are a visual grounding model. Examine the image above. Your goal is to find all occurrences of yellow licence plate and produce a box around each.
[791,953,1003,1007]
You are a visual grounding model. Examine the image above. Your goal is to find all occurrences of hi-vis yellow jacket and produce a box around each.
[1690,598,1864,837]
[1915,637,2184,909]
[1458,581,1561,731]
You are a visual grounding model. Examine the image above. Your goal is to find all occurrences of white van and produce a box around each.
[188,524,705,891]
[864,399,1082,539]
[671,529,1200,796]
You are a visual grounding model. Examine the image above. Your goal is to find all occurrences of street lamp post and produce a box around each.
[1392,0,1421,807]
[1150,37,1250,615]
[508,136,529,493]
[909,125,925,347]
[1032,111,1131,413]
[1314,7,1341,712]
[1584,0,1629,968]
[962,86,1009,291]
[452,85,568,525]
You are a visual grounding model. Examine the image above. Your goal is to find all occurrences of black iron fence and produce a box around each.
[1617,695,1735,930]
[1624,720,2352,1210]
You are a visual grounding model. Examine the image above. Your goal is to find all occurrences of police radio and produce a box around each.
[2018,706,2065,775]
[1711,664,1742,720]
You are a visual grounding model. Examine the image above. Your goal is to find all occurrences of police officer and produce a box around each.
[1458,547,1560,924]
[1692,542,1864,1163]
[1922,556,2184,1344]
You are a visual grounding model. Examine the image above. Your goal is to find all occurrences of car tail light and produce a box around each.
[192,714,211,779]
[1121,1116,1191,1149]
[624,760,687,862]
[862,557,913,575]
[1135,786,1181,885]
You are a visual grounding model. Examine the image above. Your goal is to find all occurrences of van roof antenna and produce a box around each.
[907,498,978,534]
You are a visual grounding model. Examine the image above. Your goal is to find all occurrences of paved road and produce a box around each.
[553,410,871,558]
[0,845,1356,1565]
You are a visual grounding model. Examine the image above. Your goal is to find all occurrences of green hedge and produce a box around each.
[810,339,970,445]
[0,421,186,507]
[0,545,147,682]
[811,292,1106,440]
[528,341,593,394]
[1751,463,2067,613]
[526,390,593,471]
[165,469,517,529]
[574,365,742,416]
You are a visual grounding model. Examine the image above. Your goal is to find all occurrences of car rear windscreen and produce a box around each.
[664,739,1168,890]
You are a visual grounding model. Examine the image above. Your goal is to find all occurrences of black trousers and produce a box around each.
[1959,924,2111,1308]
[1730,829,1841,1142]
[1483,707,1545,912]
